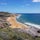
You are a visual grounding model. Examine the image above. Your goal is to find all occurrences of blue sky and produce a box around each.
[0,0,40,13]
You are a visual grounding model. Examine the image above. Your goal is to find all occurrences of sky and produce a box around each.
[0,0,40,13]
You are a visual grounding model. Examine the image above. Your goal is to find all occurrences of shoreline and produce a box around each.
[25,22,40,29]
[7,16,29,29]
[6,14,40,37]
[16,14,40,29]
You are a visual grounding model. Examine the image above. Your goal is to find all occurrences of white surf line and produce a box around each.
[25,22,40,29]
[15,20,29,29]
[16,14,21,19]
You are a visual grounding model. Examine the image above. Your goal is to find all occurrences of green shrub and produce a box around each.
[0,27,40,40]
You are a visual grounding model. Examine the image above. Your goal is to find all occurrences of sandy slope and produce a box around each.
[7,14,28,29]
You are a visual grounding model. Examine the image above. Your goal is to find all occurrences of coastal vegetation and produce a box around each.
[0,27,40,40]
[0,12,40,40]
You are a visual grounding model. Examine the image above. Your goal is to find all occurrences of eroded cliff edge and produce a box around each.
[0,12,28,29]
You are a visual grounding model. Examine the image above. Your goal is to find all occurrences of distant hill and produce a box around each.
[0,12,13,17]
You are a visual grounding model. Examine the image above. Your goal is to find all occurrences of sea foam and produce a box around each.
[25,22,40,29]
[16,14,40,29]
[16,14,21,19]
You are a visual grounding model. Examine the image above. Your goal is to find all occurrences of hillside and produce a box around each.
[7,16,28,29]
[0,12,40,40]
[0,12,28,29]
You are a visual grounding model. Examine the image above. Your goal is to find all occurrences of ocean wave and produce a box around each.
[25,22,40,29]
[16,14,21,19]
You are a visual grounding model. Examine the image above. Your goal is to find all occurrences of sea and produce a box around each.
[16,13,40,28]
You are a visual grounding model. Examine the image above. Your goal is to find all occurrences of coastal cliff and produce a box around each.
[7,15,28,29]
[0,12,40,40]
[0,12,28,29]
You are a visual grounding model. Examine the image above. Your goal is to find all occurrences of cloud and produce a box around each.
[32,0,40,2]
[0,0,7,5]
[0,2,7,5]
[21,4,30,8]
[26,4,30,6]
